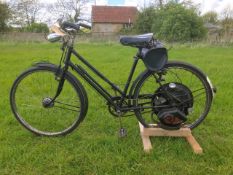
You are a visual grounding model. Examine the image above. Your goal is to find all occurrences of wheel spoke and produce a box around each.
[11,67,86,136]
[20,104,42,109]
[53,105,80,112]
[133,62,212,129]
[54,100,80,109]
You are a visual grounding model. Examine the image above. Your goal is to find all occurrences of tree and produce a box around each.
[0,2,10,32]
[155,2,206,41]
[221,7,233,35]
[50,0,90,22]
[221,6,233,19]
[134,2,206,41]
[154,0,164,8]
[10,0,42,27]
[151,0,180,8]
[150,0,170,8]
[202,11,218,24]
[134,7,156,33]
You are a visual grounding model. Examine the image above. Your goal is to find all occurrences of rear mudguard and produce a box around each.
[33,62,89,121]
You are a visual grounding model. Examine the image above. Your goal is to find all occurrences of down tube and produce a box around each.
[68,62,118,108]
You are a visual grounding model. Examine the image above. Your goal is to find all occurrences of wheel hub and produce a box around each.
[42,97,54,108]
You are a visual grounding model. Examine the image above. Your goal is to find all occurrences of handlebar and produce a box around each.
[60,21,92,32]
[48,20,92,43]
[61,21,80,31]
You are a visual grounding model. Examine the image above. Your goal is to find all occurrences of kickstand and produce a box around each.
[117,111,127,138]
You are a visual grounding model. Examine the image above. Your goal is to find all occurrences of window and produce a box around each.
[123,23,133,29]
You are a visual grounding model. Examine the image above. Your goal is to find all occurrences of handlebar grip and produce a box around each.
[79,22,92,30]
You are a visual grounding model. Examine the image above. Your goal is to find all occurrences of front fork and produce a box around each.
[52,68,66,100]
[49,46,73,104]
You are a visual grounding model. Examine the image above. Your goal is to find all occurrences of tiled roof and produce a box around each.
[92,6,138,24]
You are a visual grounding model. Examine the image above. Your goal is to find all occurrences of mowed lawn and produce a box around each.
[0,42,233,175]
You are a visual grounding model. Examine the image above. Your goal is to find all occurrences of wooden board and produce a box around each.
[139,123,203,154]
[50,23,66,36]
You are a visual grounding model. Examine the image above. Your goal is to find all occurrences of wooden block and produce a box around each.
[141,135,152,153]
[138,122,203,154]
[186,135,203,154]
[139,123,152,153]
[139,123,191,137]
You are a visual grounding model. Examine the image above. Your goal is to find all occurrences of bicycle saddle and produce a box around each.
[120,33,153,48]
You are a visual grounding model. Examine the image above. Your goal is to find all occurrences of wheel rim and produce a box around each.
[135,65,211,128]
[12,69,82,135]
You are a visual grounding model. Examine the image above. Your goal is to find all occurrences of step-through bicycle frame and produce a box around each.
[60,45,144,113]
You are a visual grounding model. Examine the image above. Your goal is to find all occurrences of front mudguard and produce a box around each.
[33,61,60,70]
[33,62,63,80]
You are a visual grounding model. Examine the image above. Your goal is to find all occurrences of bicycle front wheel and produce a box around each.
[10,65,88,136]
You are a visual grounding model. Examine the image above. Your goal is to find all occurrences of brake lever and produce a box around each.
[76,22,91,30]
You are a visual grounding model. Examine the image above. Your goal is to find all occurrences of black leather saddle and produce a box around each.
[120,33,153,47]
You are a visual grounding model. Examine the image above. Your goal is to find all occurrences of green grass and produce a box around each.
[0,42,233,175]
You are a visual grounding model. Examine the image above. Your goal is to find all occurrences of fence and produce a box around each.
[1,32,233,44]
[0,32,47,42]
[0,32,120,43]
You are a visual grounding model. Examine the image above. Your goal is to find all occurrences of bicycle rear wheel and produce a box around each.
[133,61,213,129]
[10,65,88,136]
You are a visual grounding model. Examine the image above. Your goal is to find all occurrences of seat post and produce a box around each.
[137,47,142,58]
[119,55,139,107]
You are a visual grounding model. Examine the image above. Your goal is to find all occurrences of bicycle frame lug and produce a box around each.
[55,76,61,81]
[133,56,139,60]
[155,73,165,84]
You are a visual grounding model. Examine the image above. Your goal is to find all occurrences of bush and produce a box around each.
[24,23,49,33]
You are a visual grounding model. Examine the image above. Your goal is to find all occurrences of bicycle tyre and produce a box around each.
[133,61,213,129]
[10,65,88,136]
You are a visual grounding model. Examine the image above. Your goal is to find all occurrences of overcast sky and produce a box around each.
[188,0,233,14]
[104,0,233,14]
[82,0,233,20]
[3,0,232,24]
[37,0,233,14]
[3,0,233,13]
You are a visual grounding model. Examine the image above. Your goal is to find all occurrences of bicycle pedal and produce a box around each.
[119,128,127,138]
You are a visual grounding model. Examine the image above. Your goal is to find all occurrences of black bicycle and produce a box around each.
[10,21,215,136]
